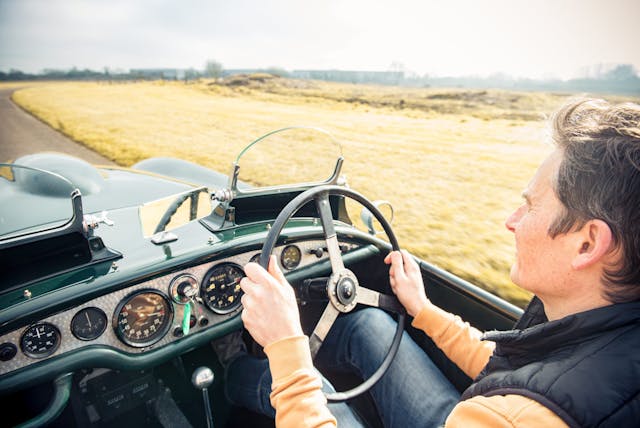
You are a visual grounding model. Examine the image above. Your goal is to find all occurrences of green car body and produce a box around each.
[0,137,521,427]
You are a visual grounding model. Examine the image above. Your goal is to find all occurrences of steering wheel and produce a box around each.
[258,185,406,402]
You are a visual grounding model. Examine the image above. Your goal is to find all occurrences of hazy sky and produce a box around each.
[1,0,639,79]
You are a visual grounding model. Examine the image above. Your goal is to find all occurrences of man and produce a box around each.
[228,99,640,427]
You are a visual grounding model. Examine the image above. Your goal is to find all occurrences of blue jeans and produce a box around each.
[225,308,460,427]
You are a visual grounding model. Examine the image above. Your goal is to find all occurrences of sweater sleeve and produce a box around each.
[411,301,495,379]
[264,335,337,428]
[445,394,569,427]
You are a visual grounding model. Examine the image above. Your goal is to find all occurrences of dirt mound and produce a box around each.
[221,73,278,86]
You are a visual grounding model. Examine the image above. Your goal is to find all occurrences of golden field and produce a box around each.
[11,76,638,306]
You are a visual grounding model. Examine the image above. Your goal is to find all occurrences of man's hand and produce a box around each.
[240,255,304,348]
[384,250,429,317]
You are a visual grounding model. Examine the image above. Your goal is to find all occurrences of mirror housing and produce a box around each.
[360,200,394,235]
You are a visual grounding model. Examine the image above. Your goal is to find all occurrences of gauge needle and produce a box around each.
[36,328,41,339]
[139,311,164,318]
[85,312,92,327]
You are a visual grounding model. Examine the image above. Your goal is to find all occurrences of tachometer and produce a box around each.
[113,290,173,348]
[200,263,244,314]
[20,322,61,359]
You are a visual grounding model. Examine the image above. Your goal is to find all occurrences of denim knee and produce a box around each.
[339,308,398,371]
[349,308,397,343]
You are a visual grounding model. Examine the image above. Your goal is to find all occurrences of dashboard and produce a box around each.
[0,239,359,377]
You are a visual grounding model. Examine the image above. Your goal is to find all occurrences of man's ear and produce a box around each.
[571,219,614,270]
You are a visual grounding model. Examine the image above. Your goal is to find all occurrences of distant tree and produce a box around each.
[205,60,223,78]
[43,69,65,79]
[264,66,289,77]
[8,69,27,80]
[605,64,638,81]
[184,68,200,82]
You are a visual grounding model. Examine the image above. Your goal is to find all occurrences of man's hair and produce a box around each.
[548,98,640,303]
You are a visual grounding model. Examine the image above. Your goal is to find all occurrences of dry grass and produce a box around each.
[0,81,51,90]
[11,77,638,306]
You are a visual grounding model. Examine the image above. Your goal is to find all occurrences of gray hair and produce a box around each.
[548,98,640,303]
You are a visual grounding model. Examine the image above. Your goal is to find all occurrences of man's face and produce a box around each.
[505,150,576,296]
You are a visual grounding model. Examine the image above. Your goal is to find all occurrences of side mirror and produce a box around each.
[360,201,394,235]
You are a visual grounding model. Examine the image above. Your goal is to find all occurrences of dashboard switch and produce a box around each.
[0,343,17,361]
[309,247,324,258]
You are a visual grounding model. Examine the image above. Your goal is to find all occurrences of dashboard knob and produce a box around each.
[0,343,17,361]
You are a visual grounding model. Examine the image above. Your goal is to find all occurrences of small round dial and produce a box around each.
[169,274,199,304]
[20,323,61,359]
[71,307,108,341]
[114,290,173,348]
[280,245,302,270]
[249,253,261,265]
[200,263,244,314]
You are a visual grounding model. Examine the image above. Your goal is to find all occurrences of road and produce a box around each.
[0,87,115,165]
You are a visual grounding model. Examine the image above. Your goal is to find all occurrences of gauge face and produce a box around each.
[249,253,261,265]
[201,263,244,314]
[280,245,302,270]
[20,323,61,359]
[169,274,199,304]
[71,307,108,341]
[114,290,173,348]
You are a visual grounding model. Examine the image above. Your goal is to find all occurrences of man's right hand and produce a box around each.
[240,255,304,348]
[384,250,430,317]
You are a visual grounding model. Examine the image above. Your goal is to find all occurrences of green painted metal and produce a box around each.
[15,372,72,428]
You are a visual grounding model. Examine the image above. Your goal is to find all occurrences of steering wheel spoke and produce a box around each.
[357,286,406,314]
[325,235,345,273]
[309,303,341,358]
[315,193,345,273]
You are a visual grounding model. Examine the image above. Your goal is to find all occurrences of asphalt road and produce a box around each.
[0,87,115,165]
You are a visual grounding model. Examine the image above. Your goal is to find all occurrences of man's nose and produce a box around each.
[505,205,524,232]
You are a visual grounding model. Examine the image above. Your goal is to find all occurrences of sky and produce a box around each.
[1,0,639,79]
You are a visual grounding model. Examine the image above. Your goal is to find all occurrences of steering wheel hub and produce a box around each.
[328,270,359,311]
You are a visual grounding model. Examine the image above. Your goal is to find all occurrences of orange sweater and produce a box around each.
[264,302,568,427]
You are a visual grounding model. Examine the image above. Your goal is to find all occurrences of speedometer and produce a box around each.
[200,263,244,314]
[113,290,173,348]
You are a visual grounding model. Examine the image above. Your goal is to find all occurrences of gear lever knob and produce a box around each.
[191,367,215,428]
[192,366,214,390]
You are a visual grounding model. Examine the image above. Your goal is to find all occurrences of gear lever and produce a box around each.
[191,367,215,428]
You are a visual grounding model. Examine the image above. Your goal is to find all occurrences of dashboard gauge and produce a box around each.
[249,253,261,265]
[280,245,302,270]
[114,290,173,348]
[169,274,199,304]
[201,263,244,314]
[20,323,61,359]
[71,307,107,341]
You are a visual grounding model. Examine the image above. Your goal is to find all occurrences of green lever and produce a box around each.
[182,302,192,335]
